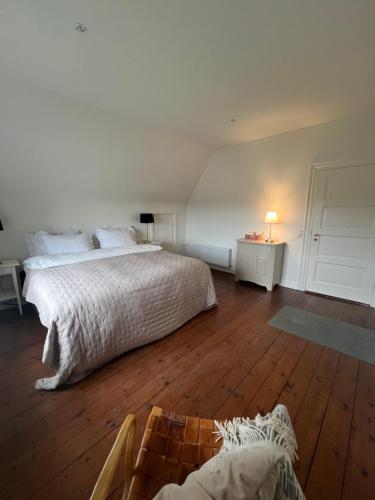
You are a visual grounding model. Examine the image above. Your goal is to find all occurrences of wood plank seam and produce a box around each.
[302,353,343,490]
[338,360,360,500]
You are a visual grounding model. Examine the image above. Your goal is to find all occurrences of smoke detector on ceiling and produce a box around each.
[74,23,88,33]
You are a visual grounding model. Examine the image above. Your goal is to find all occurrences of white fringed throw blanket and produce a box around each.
[215,404,305,500]
[154,405,305,500]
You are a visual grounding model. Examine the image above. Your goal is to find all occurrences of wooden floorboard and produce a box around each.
[0,270,374,500]
[304,354,359,500]
[341,361,375,500]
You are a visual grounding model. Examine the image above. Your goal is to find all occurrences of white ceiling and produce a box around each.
[1,0,375,147]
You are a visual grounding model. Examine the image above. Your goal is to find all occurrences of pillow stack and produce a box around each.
[25,230,93,257]
[25,226,138,257]
[40,233,93,255]
[95,227,137,249]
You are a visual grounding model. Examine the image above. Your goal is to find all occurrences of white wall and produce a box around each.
[3,72,375,287]
[0,75,212,259]
[186,110,375,289]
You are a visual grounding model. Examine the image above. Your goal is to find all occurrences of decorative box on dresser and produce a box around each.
[235,239,285,291]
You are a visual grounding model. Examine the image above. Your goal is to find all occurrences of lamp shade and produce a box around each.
[140,213,154,224]
[264,211,279,224]
[0,219,3,231]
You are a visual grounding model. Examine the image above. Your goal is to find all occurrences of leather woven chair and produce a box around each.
[91,406,222,500]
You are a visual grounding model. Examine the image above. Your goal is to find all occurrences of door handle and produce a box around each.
[313,233,320,241]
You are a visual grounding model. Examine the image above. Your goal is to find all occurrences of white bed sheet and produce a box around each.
[23,244,161,271]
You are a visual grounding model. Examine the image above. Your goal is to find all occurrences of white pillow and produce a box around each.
[96,227,137,249]
[25,229,79,257]
[38,233,93,255]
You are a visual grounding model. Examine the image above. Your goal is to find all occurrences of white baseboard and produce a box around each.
[209,265,235,274]
[280,279,299,290]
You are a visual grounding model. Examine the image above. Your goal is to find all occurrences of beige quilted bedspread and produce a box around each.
[24,250,217,390]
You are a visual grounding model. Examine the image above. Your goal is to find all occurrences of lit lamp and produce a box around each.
[264,211,279,243]
[140,213,154,243]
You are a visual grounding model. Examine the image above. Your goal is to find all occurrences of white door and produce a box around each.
[305,164,375,305]
[153,213,177,252]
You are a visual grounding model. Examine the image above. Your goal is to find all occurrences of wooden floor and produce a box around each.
[0,271,374,500]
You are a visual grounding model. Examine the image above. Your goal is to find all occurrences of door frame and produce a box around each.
[153,212,177,252]
[298,160,375,307]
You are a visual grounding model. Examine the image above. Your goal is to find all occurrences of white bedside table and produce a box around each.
[0,259,23,315]
[235,239,285,291]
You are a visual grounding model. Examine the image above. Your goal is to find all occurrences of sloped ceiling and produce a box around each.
[1,0,375,147]
[0,72,213,257]
[0,73,212,206]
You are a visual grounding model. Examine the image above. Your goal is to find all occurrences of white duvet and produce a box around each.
[23,247,217,390]
[23,244,161,270]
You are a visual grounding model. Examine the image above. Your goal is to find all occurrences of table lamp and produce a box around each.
[264,211,279,243]
[140,213,154,243]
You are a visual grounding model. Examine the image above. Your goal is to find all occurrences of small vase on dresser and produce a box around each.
[235,239,285,291]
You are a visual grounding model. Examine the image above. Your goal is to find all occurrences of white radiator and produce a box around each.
[184,243,232,268]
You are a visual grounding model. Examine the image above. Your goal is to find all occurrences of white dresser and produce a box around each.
[235,239,285,291]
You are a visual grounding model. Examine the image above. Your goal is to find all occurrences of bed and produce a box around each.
[23,245,217,390]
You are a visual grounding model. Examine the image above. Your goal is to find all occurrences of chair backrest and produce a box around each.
[91,408,223,500]
[127,407,222,499]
